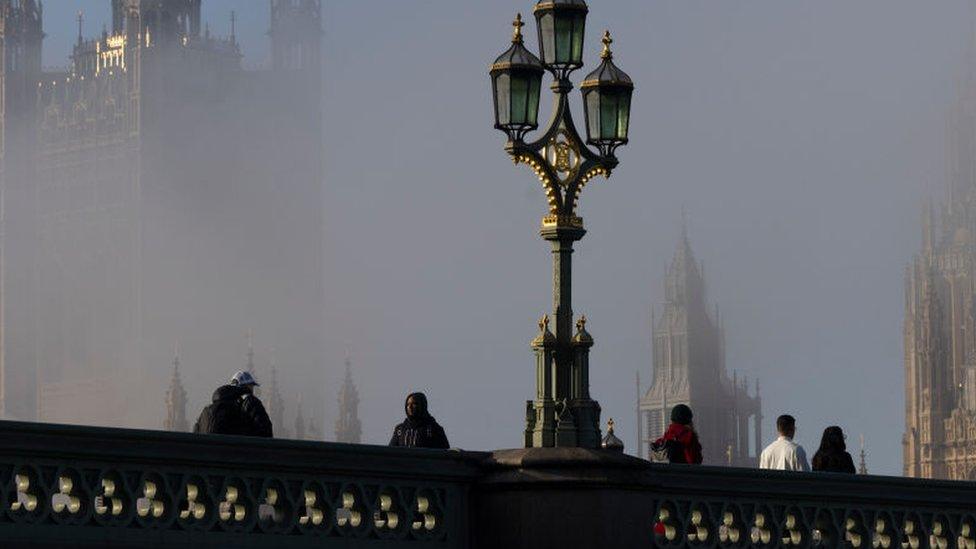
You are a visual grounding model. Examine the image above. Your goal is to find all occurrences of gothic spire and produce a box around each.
[634,370,642,459]
[334,355,362,443]
[922,197,936,254]
[295,394,306,440]
[266,350,285,436]
[77,10,84,46]
[245,331,255,374]
[164,345,189,432]
[858,434,868,475]
[947,4,976,217]
[308,416,320,441]
[666,216,703,303]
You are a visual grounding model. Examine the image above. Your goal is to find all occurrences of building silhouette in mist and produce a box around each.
[334,356,361,443]
[0,0,324,427]
[639,228,762,466]
[164,349,188,431]
[903,38,976,478]
[265,357,288,438]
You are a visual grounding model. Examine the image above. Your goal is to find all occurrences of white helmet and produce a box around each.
[230,370,260,387]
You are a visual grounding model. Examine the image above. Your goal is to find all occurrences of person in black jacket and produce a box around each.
[389,392,449,449]
[193,371,273,437]
[811,425,856,474]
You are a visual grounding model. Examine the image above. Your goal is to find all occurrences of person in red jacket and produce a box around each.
[651,404,703,464]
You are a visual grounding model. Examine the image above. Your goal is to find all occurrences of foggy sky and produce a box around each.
[45,1,976,475]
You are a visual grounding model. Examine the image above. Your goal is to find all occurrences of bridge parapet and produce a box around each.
[5,422,976,548]
[479,448,976,548]
[0,420,484,548]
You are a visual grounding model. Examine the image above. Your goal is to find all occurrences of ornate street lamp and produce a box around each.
[581,31,634,158]
[491,14,545,142]
[533,0,588,79]
[489,2,633,449]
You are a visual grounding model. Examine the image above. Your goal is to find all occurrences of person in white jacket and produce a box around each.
[759,414,810,471]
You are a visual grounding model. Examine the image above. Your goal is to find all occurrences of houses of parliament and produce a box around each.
[639,229,763,466]
[0,0,326,429]
[903,30,976,479]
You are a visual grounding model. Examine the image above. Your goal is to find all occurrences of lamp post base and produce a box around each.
[525,398,602,449]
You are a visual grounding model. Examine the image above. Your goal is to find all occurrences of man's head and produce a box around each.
[405,392,429,419]
[777,414,797,439]
[230,371,260,394]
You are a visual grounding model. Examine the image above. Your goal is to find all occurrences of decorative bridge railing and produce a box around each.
[3,422,976,548]
[477,449,976,549]
[0,420,485,548]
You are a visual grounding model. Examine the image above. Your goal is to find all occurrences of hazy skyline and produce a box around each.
[38,1,976,475]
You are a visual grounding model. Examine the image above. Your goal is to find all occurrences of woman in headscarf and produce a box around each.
[650,404,703,464]
[389,392,450,449]
[811,426,856,473]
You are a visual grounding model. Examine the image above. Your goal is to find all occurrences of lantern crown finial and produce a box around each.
[512,13,525,43]
[601,30,613,60]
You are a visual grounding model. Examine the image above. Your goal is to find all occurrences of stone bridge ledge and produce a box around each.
[2,421,976,548]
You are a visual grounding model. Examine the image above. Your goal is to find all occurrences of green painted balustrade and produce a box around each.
[5,421,976,548]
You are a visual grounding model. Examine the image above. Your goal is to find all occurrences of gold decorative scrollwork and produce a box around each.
[411,495,439,533]
[336,491,362,528]
[959,521,976,549]
[52,475,81,515]
[179,483,206,521]
[137,480,165,519]
[10,473,38,513]
[218,485,246,523]
[373,493,400,530]
[299,489,325,526]
[545,129,580,186]
[95,478,124,517]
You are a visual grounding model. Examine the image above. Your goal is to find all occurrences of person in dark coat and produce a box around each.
[389,392,449,449]
[193,371,273,438]
[651,404,703,464]
[811,425,856,473]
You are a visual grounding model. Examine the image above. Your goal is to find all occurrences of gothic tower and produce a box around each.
[903,16,976,479]
[0,0,42,421]
[1,1,326,430]
[270,0,321,72]
[265,354,286,438]
[112,0,201,46]
[307,415,320,441]
[334,356,362,444]
[294,395,306,440]
[639,227,762,466]
[164,349,188,431]
[245,333,255,374]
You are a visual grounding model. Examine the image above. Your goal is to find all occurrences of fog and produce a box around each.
[27,1,974,475]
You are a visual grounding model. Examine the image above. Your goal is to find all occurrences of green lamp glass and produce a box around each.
[490,14,545,142]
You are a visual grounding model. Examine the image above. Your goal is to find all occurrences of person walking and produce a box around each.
[389,392,450,449]
[759,414,809,471]
[193,371,273,437]
[811,426,857,474]
[650,404,703,464]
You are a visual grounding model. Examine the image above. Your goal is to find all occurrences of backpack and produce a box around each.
[195,397,245,435]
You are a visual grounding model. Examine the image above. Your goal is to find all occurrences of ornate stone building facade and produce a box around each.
[639,230,762,466]
[903,56,976,479]
[0,0,324,427]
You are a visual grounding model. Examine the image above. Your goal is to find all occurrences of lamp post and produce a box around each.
[490,1,633,449]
